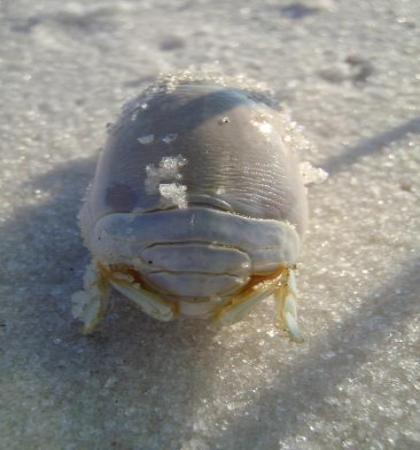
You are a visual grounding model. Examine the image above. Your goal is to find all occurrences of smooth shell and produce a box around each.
[84,83,307,230]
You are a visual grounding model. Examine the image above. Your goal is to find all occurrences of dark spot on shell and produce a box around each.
[105,183,137,212]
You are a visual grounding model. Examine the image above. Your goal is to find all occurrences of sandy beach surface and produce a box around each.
[1,1,419,449]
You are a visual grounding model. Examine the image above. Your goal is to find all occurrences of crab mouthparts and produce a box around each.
[101,262,285,304]
[102,262,249,301]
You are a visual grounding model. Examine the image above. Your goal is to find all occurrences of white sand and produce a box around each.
[1,1,419,449]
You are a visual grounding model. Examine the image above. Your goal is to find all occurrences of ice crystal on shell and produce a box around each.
[251,119,273,136]
[161,133,178,144]
[137,134,154,145]
[299,161,329,185]
[145,155,188,208]
[159,183,188,209]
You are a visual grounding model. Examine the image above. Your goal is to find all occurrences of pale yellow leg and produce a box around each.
[110,280,175,322]
[275,268,304,343]
[71,261,111,334]
[212,277,281,326]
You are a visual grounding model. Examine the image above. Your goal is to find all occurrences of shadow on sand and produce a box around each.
[322,116,420,175]
[1,157,222,449]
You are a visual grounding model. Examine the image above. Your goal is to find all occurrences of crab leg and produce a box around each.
[109,280,175,322]
[275,268,304,342]
[71,261,111,334]
[212,277,280,326]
